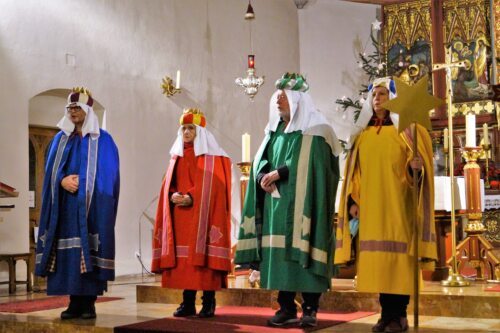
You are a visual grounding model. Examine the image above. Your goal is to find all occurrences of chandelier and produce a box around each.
[235,0,264,100]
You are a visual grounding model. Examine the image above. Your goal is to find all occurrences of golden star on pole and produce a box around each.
[382,76,444,133]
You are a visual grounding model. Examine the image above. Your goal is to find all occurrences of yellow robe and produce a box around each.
[335,124,436,295]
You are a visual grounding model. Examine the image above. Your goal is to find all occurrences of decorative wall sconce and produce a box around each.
[161,70,181,97]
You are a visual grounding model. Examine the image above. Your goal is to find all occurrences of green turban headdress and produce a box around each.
[274,72,309,92]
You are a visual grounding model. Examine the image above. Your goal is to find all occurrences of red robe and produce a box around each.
[151,143,232,290]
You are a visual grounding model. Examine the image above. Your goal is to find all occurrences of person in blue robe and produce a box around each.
[35,88,120,320]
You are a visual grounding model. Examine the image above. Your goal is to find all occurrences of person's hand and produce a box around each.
[171,192,192,206]
[171,192,184,205]
[410,155,423,171]
[260,170,280,188]
[61,175,79,193]
[180,195,193,206]
[349,203,359,218]
[261,182,277,194]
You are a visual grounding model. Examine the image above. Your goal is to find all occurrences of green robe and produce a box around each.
[235,122,339,292]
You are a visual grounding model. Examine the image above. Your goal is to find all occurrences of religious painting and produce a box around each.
[387,39,432,86]
[447,35,491,103]
[383,0,432,87]
[443,0,492,103]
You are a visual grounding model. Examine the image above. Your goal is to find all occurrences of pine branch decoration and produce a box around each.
[335,28,386,123]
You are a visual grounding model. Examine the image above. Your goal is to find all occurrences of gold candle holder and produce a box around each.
[481,143,491,189]
[462,147,485,234]
[237,162,251,210]
[448,146,500,282]
[161,76,181,97]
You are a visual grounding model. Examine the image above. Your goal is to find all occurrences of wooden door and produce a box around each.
[29,125,58,290]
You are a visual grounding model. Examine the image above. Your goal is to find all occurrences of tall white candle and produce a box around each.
[242,133,251,162]
[465,113,476,147]
[175,70,181,89]
[483,123,489,145]
[443,128,449,150]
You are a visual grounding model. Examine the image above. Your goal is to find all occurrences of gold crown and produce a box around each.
[183,108,204,116]
[71,86,92,97]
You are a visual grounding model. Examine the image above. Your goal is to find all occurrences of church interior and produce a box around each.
[0,0,499,332]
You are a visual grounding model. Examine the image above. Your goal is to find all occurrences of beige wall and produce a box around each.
[0,0,299,277]
[298,0,377,175]
[299,0,377,114]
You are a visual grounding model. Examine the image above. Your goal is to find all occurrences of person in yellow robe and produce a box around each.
[334,77,436,333]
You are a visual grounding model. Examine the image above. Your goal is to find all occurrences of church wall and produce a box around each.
[299,0,378,115]
[0,0,299,279]
[298,0,378,175]
[29,96,67,128]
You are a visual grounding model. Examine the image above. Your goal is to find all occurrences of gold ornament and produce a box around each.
[161,76,181,97]
[182,108,203,116]
[382,76,444,133]
[71,86,92,97]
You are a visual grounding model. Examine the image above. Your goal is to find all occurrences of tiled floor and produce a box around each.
[0,275,499,332]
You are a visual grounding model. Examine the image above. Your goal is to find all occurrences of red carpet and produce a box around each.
[485,285,500,292]
[0,296,123,313]
[114,306,375,333]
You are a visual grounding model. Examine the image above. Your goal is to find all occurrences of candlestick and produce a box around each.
[175,70,181,89]
[242,133,251,162]
[443,128,449,150]
[456,146,500,281]
[483,123,489,145]
[465,112,476,147]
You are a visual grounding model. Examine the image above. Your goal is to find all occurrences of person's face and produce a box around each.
[276,90,291,122]
[181,124,196,143]
[66,104,86,127]
[372,86,389,113]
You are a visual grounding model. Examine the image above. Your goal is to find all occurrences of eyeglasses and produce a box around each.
[66,106,82,112]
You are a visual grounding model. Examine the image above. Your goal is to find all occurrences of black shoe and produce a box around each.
[173,303,196,317]
[267,309,299,326]
[371,318,389,332]
[60,308,81,320]
[384,317,408,332]
[60,297,81,320]
[81,303,96,319]
[300,306,317,327]
[198,299,216,318]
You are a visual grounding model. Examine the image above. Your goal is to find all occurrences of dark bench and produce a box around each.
[0,253,32,294]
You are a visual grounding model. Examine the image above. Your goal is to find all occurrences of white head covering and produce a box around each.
[265,89,342,156]
[57,90,100,139]
[347,77,398,145]
[169,124,229,158]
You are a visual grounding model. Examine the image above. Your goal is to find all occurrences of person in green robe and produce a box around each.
[235,73,341,328]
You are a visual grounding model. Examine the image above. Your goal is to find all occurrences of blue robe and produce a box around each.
[35,130,120,295]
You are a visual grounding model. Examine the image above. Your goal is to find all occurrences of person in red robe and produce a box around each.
[152,108,232,318]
